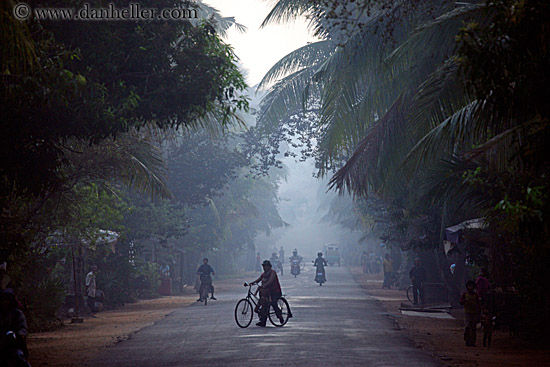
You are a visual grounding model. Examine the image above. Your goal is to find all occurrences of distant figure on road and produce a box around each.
[361,251,368,274]
[85,265,98,312]
[314,252,328,282]
[382,254,393,289]
[460,280,480,347]
[196,258,216,302]
[279,246,285,264]
[270,252,278,265]
[250,260,284,327]
[409,258,427,305]
[255,252,261,273]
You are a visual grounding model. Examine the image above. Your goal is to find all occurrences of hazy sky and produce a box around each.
[204,1,361,257]
[205,0,318,86]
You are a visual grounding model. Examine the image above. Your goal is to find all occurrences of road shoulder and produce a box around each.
[27,273,255,367]
[350,266,549,367]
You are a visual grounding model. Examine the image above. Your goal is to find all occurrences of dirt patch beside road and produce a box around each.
[27,273,255,367]
[350,266,550,367]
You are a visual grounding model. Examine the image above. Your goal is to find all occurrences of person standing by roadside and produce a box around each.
[409,258,427,305]
[460,280,480,347]
[85,265,98,312]
[475,268,490,306]
[382,254,393,289]
[480,305,494,348]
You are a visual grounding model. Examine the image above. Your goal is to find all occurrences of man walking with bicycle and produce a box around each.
[250,260,284,327]
[196,258,216,302]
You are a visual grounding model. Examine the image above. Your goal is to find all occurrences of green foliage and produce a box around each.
[135,262,161,299]
[0,0,270,330]
[23,277,66,331]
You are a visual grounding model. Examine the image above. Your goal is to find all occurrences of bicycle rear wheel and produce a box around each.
[201,285,209,306]
[268,297,290,327]
[235,299,253,328]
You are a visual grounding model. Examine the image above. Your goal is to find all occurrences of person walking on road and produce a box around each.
[279,246,285,265]
[382,254,393,289]
[250,260,284,327]
[409,258,427,305]
[85,265,98,312]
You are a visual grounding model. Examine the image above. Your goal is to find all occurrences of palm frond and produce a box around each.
[0,0,36,74]
[194,2,247,36]
[387,2,486,68]
[257,67,317,133]
[403,100,484,171]
[260,0,315,27]
[63,131,172,201]
[257,40,334,90]
[407,57,471,141]
[328,95,409,197]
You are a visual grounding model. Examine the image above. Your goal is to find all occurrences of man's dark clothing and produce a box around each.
[314,257,327,281]
[257,270,282,326]
[409,265,427,305]
[197,264,214,299]
[197,264,214,276]
[87,296,96,312]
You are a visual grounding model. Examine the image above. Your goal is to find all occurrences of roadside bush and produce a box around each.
[134,262,160,299]
[21,277,65,331]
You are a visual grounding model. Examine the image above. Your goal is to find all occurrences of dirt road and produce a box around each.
[90,265,439,367]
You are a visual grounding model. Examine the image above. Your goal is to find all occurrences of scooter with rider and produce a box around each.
[313,252,328,286]
[289,249,302,277]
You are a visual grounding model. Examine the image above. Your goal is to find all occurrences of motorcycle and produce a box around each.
[290,259,300,277]
[313,262,326,286]
[1,331,31,367]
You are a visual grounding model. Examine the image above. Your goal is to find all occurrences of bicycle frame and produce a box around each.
[244,283,261,307]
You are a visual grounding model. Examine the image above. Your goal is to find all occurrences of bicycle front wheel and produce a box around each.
[235,299,253,328]
[268,297,290,327]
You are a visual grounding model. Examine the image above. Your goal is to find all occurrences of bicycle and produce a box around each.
[234,283,291,328]
[198,276,212,306]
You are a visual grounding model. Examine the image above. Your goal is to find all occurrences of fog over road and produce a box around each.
[91,265,439,367]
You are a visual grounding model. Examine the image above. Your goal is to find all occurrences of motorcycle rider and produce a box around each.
[314,252,328,283]
[250,260,284,327]
[289,249,302,276]
[196,258,216,302]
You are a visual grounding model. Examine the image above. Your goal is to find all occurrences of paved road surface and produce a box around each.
[92,265,439,367]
